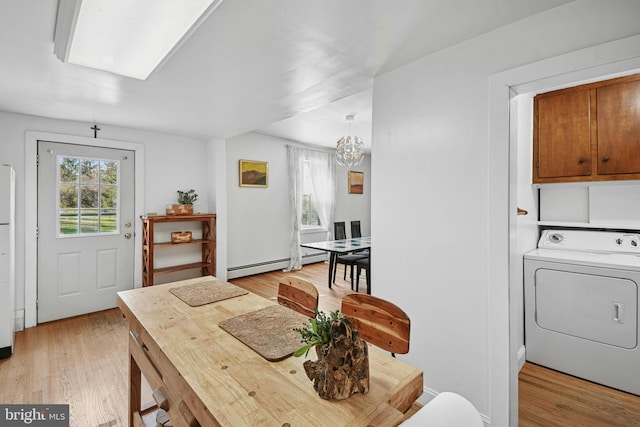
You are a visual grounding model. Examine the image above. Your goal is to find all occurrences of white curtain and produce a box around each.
[285,145,304,271]
[284,145,336,271]
[306,149,336,240]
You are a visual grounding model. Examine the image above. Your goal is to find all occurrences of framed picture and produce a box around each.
[348,171,364,194]
[239,160,269,187]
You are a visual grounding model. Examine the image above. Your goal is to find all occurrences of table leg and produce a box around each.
[129,352,142,426]
[328,253,335,288]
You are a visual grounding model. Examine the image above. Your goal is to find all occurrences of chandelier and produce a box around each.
[336,114,364,168]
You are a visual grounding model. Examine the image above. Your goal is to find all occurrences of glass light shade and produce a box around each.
[336,135,364,167]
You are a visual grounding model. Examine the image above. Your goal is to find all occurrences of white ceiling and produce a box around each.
[0,0,571,150]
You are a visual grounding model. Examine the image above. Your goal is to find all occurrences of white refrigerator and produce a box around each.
[0,164,15,358]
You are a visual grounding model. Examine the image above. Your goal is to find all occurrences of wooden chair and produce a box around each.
[277,276,319,318]
[341,293,410,356]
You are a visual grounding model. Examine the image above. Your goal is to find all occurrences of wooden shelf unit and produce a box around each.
[141,214,216,287]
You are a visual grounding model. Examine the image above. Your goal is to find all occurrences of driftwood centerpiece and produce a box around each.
[297,315,369,400]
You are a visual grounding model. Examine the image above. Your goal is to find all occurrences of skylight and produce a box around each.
[54,0,223,80]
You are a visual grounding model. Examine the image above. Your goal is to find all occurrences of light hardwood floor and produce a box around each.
[1,261,639,426]
[519,362,640,426]
[0,307,132,426]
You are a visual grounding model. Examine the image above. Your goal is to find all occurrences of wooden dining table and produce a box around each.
[301,236,371,288]
[117,275,422,427]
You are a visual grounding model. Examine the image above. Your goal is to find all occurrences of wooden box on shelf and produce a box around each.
[166,204,193,215]
[171,231,192,243]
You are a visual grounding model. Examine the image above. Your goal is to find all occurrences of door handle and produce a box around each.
[124,233,132,240]
[613,302,624,324]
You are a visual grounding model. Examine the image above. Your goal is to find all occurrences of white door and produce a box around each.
[37,141,135,323]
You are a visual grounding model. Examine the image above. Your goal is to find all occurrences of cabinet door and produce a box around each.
[535,89,592,179]
[597,79,640,175]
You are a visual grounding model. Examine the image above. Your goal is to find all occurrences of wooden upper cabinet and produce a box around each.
[597,78,640,175]
[533,74,640,183]
[535,89,591,179]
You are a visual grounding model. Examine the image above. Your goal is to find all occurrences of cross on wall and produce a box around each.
[91,124,101,138]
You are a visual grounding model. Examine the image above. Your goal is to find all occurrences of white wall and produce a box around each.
[225,132,371,276]
[540,183,640,227]
[335,161,372,236]
[0,109,371,319]
[514,94,540,371]
[207,138,228,280]
[371,0,640,424]
[0,110,210,319]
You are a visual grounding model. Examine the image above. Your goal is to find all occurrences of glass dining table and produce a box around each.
[301,236,371,288]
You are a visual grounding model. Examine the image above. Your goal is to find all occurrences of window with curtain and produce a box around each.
[285,145,336,271]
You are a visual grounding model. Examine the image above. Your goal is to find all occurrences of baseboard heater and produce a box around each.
[227,253,326,279]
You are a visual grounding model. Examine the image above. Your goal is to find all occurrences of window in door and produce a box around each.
[57,156,120,236]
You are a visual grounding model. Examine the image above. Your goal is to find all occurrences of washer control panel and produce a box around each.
[539,229,640,254]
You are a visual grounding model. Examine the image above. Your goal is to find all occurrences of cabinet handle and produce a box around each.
[578,158,586,164]
[602,156,610,163]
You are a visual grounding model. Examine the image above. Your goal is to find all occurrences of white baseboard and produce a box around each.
[416,385,439,406]
[14,309,24,332]
[227,254,327,279]
[518,345,526,371]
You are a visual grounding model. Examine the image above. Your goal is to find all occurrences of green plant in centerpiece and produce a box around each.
[177,189,198,205]
[293,309,343,357]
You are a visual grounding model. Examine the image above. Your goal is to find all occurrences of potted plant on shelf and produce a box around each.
[166,189,198,215]
[294,310,369,400]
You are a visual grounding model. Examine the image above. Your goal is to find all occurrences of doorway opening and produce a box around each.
[489,41,640,425]
[24,131,145,328]
[36,141,136,323]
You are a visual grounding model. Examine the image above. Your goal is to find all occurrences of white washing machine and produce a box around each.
[524,229,640,395]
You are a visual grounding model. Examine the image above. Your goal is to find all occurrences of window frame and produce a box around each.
[56,154,122,238]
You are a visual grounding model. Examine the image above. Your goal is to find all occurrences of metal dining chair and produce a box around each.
[277,276,319,318]
[350,220,362,238]
[355,257,370,294]
[350,220,370,256]
[332,221,368,289]
[340,293,410,357]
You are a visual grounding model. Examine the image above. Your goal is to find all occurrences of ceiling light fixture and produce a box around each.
[53,0,223,80]
[336,114,365,168]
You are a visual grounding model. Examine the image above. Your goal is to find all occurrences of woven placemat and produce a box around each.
[169,280,248,307]
[219,305,309,361]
